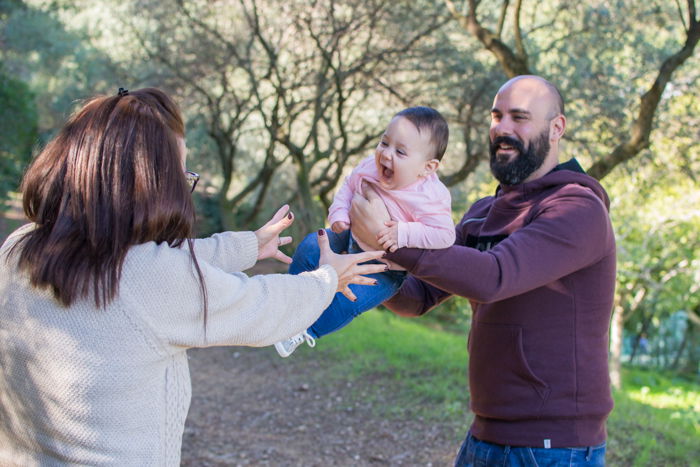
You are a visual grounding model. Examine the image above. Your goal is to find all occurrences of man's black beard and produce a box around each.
[489,130,550,186]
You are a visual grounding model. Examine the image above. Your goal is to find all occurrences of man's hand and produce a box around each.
[349,185,390,251]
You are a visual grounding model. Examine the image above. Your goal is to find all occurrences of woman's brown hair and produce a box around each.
[12,88,206,310]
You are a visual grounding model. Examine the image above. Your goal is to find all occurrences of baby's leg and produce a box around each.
[307,269,406,338]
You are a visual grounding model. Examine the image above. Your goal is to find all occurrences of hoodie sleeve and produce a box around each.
[385,185,614,305]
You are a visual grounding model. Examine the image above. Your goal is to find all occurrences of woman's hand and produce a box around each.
[316,229,387,301]
[254,205,294,264]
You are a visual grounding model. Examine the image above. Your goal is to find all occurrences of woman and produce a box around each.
[0,88,385,465]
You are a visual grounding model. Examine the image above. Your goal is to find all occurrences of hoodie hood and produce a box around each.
[498,158,610,211]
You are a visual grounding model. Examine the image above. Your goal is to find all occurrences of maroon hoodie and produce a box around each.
[384,159,616,448]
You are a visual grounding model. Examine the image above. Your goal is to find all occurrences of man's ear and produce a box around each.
[423,159,439,176]
[549,114,566,142]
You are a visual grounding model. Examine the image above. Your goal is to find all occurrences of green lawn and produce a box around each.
[305,310,700,467]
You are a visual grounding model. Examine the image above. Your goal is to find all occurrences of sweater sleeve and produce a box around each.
[187,231,259,273]
[385,188,613,304]
[123,241,338,349]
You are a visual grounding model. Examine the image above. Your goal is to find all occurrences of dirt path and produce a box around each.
[181,346,464,466]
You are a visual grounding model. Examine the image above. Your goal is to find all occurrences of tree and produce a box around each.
[0,68,37,204]
[442,0,699,180]
[87,0,449,233]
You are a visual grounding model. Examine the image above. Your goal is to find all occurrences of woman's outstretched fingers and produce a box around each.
[254,205,294,262]
[318,231,386,294]
[341,286,357,301]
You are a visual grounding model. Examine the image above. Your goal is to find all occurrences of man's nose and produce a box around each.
[491,118,514,138]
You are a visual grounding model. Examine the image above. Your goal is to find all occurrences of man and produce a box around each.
[350,75,616,466]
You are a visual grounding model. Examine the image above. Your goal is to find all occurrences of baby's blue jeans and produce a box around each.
[289,229,406,338]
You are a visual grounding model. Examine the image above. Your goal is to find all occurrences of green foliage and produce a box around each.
[608,134,700,372]
[0,68,37,204]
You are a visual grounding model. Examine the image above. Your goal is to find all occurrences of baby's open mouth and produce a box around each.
[381,165,394,179]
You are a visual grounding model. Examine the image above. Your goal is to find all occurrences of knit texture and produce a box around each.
[0,226,337,466]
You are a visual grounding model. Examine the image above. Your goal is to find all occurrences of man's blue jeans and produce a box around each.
[289,229,406,338]
[455,432,606,467]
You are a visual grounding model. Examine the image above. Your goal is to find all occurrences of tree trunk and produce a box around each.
[609,304,624,389]
[681,313,700,377]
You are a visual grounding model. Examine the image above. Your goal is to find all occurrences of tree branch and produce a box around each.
[588,1,700,179]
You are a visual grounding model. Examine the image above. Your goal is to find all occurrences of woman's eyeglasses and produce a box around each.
[185,171,200,193]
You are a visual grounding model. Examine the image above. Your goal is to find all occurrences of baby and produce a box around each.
[275,106,455,357]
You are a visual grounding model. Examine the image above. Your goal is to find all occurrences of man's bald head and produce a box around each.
[489,75,567,185]
[497,75,565,119]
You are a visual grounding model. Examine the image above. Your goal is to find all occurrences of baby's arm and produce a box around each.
[377,221,400,252]
[394,184,455,250]
[397,218,455,249]
[331,221,350,233]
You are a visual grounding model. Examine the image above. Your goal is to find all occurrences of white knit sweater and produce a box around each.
[0,225,337,466]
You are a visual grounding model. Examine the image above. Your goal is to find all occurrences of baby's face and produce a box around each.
[374,116,435,191]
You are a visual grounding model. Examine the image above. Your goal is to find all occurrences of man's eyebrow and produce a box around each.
[509,108,531,115]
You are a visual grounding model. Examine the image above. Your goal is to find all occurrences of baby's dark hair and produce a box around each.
[394,106,449,161]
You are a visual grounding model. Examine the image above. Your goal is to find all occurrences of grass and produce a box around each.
[303,310,700,467]
[607,368,700,466]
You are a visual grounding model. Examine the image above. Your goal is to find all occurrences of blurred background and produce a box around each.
[1,1,698,460]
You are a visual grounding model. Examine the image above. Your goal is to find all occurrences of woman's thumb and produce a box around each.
[316,229,329,253]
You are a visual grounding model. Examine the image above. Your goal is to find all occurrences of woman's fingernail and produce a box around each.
[384,265,389,271]
[318,229,325,236]
[372,280,378,285]
[287,212,293,220]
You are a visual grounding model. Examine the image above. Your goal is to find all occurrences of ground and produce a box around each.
[180,345,463,467]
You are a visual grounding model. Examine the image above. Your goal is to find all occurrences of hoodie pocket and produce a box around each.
[468,322,550,419]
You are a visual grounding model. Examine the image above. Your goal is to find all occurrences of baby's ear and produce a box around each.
[423,159,439,176]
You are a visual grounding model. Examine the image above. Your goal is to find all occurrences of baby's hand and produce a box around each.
[377,220,399,252]
[331,221,350,233]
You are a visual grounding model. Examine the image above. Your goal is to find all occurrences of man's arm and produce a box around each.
[383,274,453,317]
[386,189,614,303]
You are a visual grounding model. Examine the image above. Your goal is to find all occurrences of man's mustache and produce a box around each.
[490,135,525,155]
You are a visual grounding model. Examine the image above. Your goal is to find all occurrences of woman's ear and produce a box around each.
[423,159,439,176]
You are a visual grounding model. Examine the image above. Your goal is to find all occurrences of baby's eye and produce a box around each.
[397,149,406,156]
[380,141,389,147]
